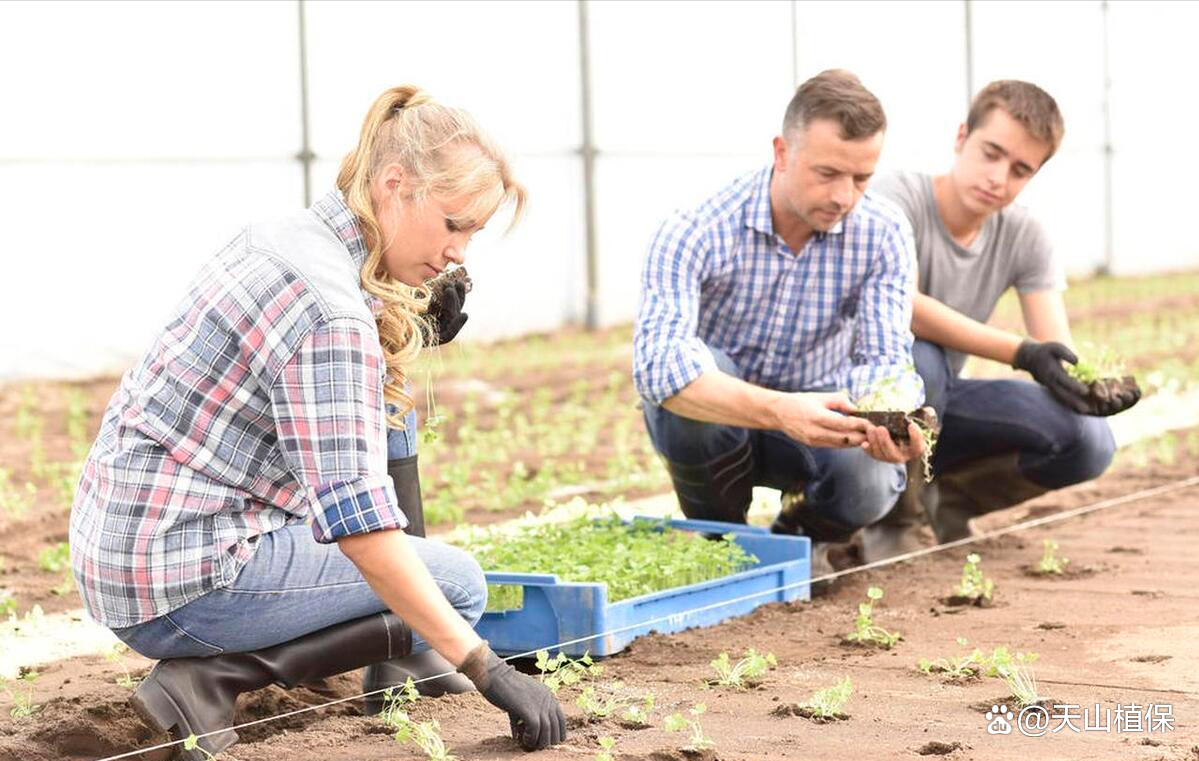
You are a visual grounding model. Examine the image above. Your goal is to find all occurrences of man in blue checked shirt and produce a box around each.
[633,70,927,584]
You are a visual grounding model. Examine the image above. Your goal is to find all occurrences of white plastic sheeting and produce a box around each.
[0,0,1194,380]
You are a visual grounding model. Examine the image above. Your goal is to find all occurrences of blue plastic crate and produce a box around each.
[475,516,811,657]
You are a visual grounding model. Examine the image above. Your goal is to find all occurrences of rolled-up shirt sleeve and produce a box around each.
[848,218,925,408]
[270,319,408,543]
[633,213,719,406]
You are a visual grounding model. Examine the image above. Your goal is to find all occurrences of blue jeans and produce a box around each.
[914,340,1115,486]
[643,349,906,540]
[387,405,419,460]
[112,523,486,659]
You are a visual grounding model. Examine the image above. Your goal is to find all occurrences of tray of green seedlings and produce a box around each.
[455,514,811,656]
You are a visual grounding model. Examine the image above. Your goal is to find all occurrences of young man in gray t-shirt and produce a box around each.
[863,80,1140,562]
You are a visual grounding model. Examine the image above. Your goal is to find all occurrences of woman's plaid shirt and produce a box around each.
[70,191,409,628]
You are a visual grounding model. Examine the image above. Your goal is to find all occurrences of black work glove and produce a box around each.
[426,277,468,346]
[1087,376,1142,417]
[458,642,566,751]
[1012,339,1092,415]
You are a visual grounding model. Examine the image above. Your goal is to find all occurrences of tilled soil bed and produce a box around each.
[2,445,1198,760]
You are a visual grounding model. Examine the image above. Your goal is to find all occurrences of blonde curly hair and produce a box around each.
[336,85,525,428]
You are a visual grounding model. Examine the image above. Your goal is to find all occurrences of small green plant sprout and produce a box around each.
[575,684,622,720]
[534,649,603,695]
[1,669,40,719]
[105,643,138,689]
[38,542,70,573]
[620,690,656,726]
[1066,344,1126,384]
[182,734,219,760]
[986,650,1041,708]
[918,638,985,681]
[798,676,854,720]
[594,736,617,761]
[1035,539,1070,575]
[706,648,777,689]
[421,413,446,445]
[664,703,714,752]
[377,677,457,761]
[951,553,995,604]
[843,586,902,649]
[0,468,37,516]
[0,594,17,619]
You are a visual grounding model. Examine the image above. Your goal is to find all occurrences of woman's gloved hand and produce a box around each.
[457,642,566,751]
[426,277,468,346]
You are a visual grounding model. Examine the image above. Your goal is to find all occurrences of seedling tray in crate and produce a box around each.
[475,516,811,657]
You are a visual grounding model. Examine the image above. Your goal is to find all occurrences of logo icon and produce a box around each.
[986,704,1015,735]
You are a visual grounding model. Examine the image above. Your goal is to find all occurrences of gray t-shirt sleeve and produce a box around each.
[1010,214,1066,293]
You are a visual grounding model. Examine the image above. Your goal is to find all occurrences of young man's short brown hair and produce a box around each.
[782,69,887,141]
[967,80,1065,162]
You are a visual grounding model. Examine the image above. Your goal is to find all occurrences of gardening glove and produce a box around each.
[1087,375,1142,417]
[426,277,468,346]
[1012,339,1091,415]
[458,642,566,751]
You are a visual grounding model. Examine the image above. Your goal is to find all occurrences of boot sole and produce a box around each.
[130,675,239,761]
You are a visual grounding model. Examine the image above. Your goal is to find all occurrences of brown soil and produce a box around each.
[2,437,1198,760]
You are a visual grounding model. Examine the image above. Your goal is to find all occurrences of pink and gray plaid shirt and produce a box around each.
[70,191,408,628]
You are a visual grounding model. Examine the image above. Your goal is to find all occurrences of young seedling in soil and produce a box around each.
[946,553,995,606]
[1034,539,1070,575]
[1,669,40,719]
[843,586,902,649]
[918,638,985,681]
[378,677,458,761]
[535,649,603,695]
[620,691,656,728]
[664,703,714,753]
[0,468,36,516]
[594,736,617,761]
[575,685,622,720]
[183,735,218,760]
[1066,345,1141,416]
[0,594,17,619]
[772,676,853,722]
[105,643,138,689]
[706,648,777,690]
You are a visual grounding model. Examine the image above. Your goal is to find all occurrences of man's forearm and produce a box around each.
[661,370,786,430]
[912,293,1022,364]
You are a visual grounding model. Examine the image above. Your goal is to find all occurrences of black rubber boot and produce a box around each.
[663,440,755,524]
[859,458,934,563]
[929,453,1049,543]
[360,455,474,713]
[129,611,412,760]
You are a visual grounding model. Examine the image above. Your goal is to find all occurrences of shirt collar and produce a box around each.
[310,189,384,317]
[744,165,845,244]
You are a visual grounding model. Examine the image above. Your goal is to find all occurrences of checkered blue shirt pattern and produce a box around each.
[633,167,924,409]
[70,191,407,628]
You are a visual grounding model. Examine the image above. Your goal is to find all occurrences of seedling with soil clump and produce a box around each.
[664,702,715,753]
[377,677,458,761]
[849,373,942,481]
[945,553,995,606]
[843,586,902,649]
[1066,345,1141,416]
[1034,539,1069,575]
[772,676,853,722]
[705,649,777,690]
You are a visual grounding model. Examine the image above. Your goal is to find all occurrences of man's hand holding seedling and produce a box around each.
[768,391,871,448]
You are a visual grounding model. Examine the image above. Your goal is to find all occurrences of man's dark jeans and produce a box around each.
[643,349,905,539]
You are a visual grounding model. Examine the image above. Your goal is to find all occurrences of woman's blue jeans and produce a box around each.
[113,406,485,660]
